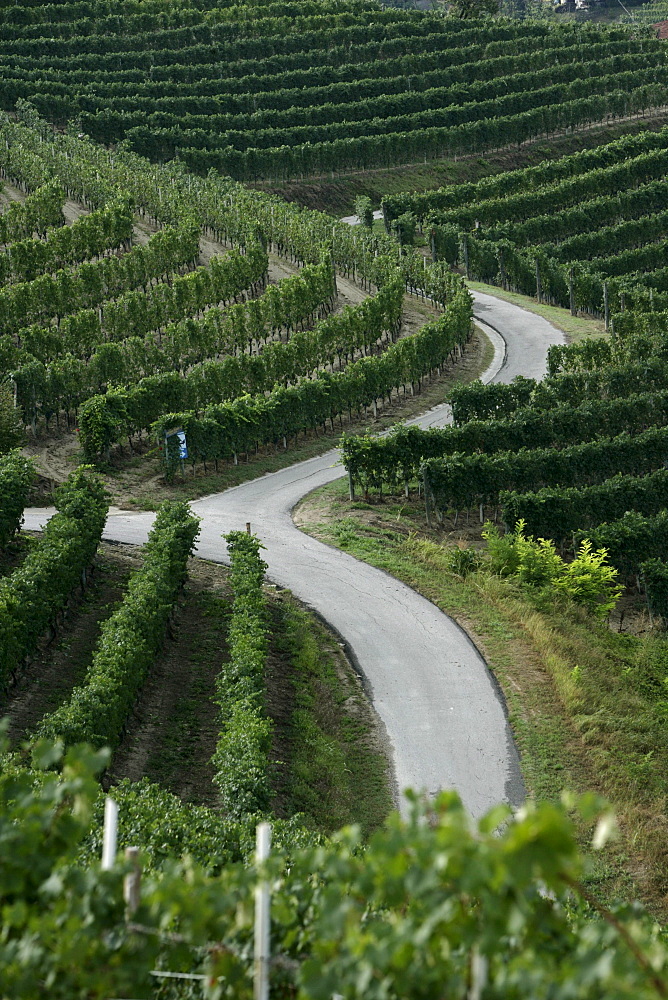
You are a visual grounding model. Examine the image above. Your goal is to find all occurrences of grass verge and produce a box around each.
[294,479,668,918]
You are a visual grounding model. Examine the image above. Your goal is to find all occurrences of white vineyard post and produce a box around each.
[254,822,272,1000]
[468,947,488,1000]
[101,797,118,870]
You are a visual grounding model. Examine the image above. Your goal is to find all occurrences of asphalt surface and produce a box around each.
[23,291,564,817]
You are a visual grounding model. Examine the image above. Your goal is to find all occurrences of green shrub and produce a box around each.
[483,520,620,617]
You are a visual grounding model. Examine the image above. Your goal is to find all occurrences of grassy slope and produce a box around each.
[294,482,668,918]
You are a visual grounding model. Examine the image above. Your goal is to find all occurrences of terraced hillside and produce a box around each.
[3,0,668,179]
[352,131,668,597]
[0,119,472,481]
[384,127,668,316]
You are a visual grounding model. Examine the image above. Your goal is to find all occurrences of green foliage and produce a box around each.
[152,285,471,475]
[425,425,668,511]
[79,776,321,875]
[446,542,482,576]
[641,558,668,625]
[0,734,161,1000]
[554,540,622,618]
[448,0,498,17]
[0,218,201,335]
[391,211,417,246]
[0,449,33,548]
[342,388,668,494]
[501,469,668,545]
[0,466,108,692]
[2,736,668,1000]
[0,196,133,284]
[11,254,333,428]
[353,194,374,228]
[0,383,24,454]
[577,510,668,579]
[483,520,621,617]
[36,500,200,750]
[212,531,271,818]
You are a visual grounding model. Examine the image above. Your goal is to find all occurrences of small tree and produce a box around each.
[354,194,374,229]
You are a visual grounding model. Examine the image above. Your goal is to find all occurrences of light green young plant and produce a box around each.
[482,520,521,576]
[554,539,622,618]
[512,523,564,587]
[483,521,621,617]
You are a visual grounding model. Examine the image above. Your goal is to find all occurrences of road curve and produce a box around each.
[23,292,564,818]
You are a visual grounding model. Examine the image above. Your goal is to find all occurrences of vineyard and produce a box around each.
[0,118,472,480]
[4,0,668,993]
[382,126,668,316]
[0,106,470,840]
[2,0,668,179]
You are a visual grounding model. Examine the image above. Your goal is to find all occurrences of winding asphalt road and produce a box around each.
[23,291,564,817]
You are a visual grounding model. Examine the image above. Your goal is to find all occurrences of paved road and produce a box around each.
[340,209,384,226]
[23,292,563,817]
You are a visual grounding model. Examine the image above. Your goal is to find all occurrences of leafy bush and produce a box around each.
[555,539,622,617]
[446,543,482,577]
[2,736,667,1000]
[483,520,621,617]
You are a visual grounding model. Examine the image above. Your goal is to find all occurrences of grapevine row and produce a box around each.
[0,196,133,284]
[0,467,108,692]
[12,256,332,430]
[10,239,268,367]
[0,451,35,549]
[72,50,662,144]
[152,291,471,475]
[448,357,668,425]
[78,279,406,459]
[341,389,668,493]
[423,425,668,513]
[0,179,64,245]
[212,530,271,818]
[36,500,200,751]
[381,124,668,225]
[501,469,668,544]
[0,220,200,334]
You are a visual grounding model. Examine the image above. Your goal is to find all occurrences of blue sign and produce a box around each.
[165,428,188,460]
